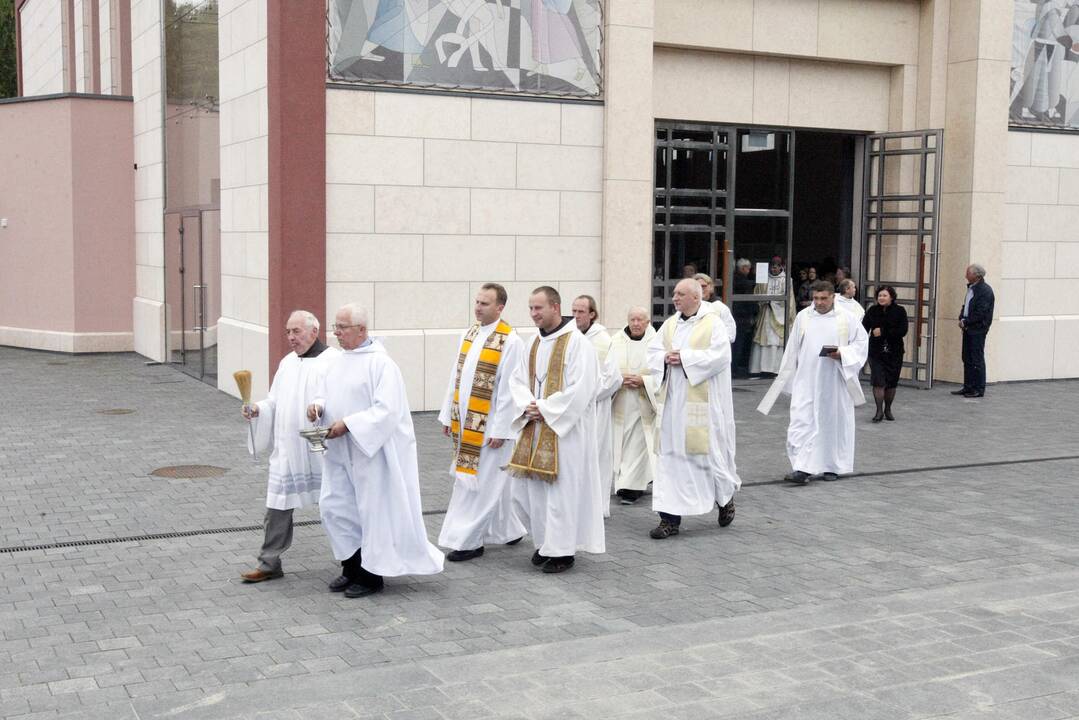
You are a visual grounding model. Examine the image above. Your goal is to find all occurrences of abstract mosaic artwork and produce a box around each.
[1010,0,1079,129]
[328,0,602,97]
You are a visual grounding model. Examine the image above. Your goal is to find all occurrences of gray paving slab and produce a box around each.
[1,347,1079,719]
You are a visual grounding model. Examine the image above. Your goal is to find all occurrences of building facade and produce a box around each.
[6,0,1079,407]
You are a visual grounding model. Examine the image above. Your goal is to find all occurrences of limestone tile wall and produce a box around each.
[131,0,166,360]
[216,0,269,401]
[654,0,920,68]
[652,47,893,132]
[325,88,603,410]
[19,0,65,96]
[995,130,1079,380]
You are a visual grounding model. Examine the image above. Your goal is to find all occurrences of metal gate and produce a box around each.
[860,130,943,387]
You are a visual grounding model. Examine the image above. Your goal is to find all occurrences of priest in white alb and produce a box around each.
[647,279,740,539]
[757,280,870,484]
[509,286,605,574]
[571,294,622,517]
[307,303,443,598]
[835,279,866,320]
[694,272,737,343]
[436,283,527,562]
[750,257,793,374]
[239,310,339,583]
[610,306,659,505]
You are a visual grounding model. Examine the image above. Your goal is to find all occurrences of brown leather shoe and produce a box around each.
[241,568,283,583]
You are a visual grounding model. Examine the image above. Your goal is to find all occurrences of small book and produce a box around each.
[819,345,839,357]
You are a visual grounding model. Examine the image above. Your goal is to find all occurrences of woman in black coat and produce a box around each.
[862,286,909,422]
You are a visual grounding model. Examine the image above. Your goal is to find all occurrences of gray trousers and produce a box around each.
[257,508,294,572]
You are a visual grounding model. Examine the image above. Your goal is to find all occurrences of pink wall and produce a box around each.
[0,95,134,343]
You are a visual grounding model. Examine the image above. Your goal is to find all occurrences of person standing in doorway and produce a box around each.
[862,286,908,422]
[953,264,995,398]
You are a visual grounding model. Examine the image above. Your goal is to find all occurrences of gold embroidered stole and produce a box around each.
[660,313,716,455]
[507,332,571,482]
[450,320,512,479]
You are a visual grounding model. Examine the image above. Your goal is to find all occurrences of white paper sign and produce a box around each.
[755,262,770,284]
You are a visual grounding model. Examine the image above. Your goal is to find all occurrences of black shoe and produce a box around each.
[649,520,680,539]
[542,556,575,573]
[784,471,810,485]
[951,388,971,395]
[872,411,883,423]
[963,390,984,398]
[343,581,383,598]
[505,537,523,546]
[717,499,735,528]
[531,550,550,567]
[821,473,839,482]
[884,409,895,421]
[446,547,485,562]
[328,574,351,592]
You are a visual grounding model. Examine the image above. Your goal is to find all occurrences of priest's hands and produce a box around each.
[486,438,505,448]
[442,425,450,437]
[525,401,544,422]
[242,404,259,419]
[872,328,881,337]
[826,350,841,361]
[622,373,643,388]
[325,420,348,439]
[665,351,682,366]
[306,404,323,422]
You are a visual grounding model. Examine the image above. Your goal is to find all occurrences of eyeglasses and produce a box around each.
[331,323,361,332]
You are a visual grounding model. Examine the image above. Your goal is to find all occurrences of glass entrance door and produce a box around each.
[654,123,794,377]
[165,210,219,383]
[652,126,729,320]
[860,130,943,387]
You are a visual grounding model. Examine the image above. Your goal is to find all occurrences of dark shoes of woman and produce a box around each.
[884,409,895,421]
[872,410,884,423]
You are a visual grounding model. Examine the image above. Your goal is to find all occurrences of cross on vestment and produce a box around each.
[686,402,710,428]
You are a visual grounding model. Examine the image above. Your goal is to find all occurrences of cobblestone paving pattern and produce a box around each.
[1,347,1078,719]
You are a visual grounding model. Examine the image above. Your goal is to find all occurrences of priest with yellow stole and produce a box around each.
[508,286,606,574]
[646,279,740,539]
[437,283,527,561]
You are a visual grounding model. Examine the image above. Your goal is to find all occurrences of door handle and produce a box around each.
[193,284,207,331]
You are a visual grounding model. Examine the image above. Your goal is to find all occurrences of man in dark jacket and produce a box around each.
[952,263,994,398]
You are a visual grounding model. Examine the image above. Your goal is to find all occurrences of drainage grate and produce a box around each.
[98,408,136,415]
[151,465,228,479]
[0,509,451,554]
[0,520,324,554]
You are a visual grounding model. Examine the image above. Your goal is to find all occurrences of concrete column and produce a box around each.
[935,0,1010,382]
[600,1,654,326]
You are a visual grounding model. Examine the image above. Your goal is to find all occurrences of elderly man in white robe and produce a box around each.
[307,303,443,598]
[758,281,870,484]
[571,294,622,517]
[509,286,605,574]
[694,272,737,343]
[436,283,527,562]
[610,307,659,505]
[646,279,740,539]
[239,310,339,583]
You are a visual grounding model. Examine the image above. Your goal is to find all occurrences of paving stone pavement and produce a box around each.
[1,346,1078,720]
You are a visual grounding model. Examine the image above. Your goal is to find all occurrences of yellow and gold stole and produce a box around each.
[659,312,717,455]
[450,320,512,482]
[507,332,571,482]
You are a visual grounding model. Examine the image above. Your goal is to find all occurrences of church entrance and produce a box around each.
[652,122,861,379]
